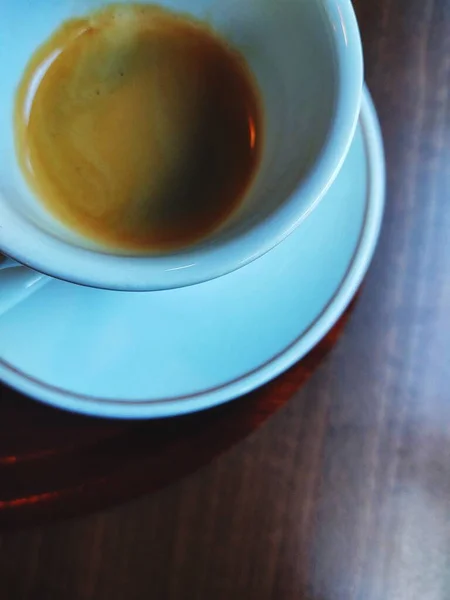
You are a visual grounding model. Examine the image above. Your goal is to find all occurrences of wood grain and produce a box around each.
[0,299,352,528]
[1,1,450,599]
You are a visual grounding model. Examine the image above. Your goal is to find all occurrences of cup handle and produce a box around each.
[0,257,49,317]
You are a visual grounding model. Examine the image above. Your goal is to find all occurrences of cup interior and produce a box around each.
[0,0,361,289]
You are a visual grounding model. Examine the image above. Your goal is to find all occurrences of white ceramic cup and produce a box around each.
[0,0,362,310]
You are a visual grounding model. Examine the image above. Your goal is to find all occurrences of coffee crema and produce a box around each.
[14,4,262,252]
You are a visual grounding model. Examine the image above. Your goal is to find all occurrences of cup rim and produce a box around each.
[0,0,363,291]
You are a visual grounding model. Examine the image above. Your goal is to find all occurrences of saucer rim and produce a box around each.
[0,87,385,419]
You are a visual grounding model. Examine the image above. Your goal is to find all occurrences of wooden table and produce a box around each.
[1,1,450,598]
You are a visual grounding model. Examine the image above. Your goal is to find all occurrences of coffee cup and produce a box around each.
[0,0,362,311]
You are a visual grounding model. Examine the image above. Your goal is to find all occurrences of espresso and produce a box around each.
[14,4,262,252]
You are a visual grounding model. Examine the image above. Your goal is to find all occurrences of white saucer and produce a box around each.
[0,89,385,419]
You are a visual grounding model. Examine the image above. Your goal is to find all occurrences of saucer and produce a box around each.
[0,88,385,419]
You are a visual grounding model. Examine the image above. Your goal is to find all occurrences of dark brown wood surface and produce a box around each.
[1,0,450,598]
[0,299,353,529]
